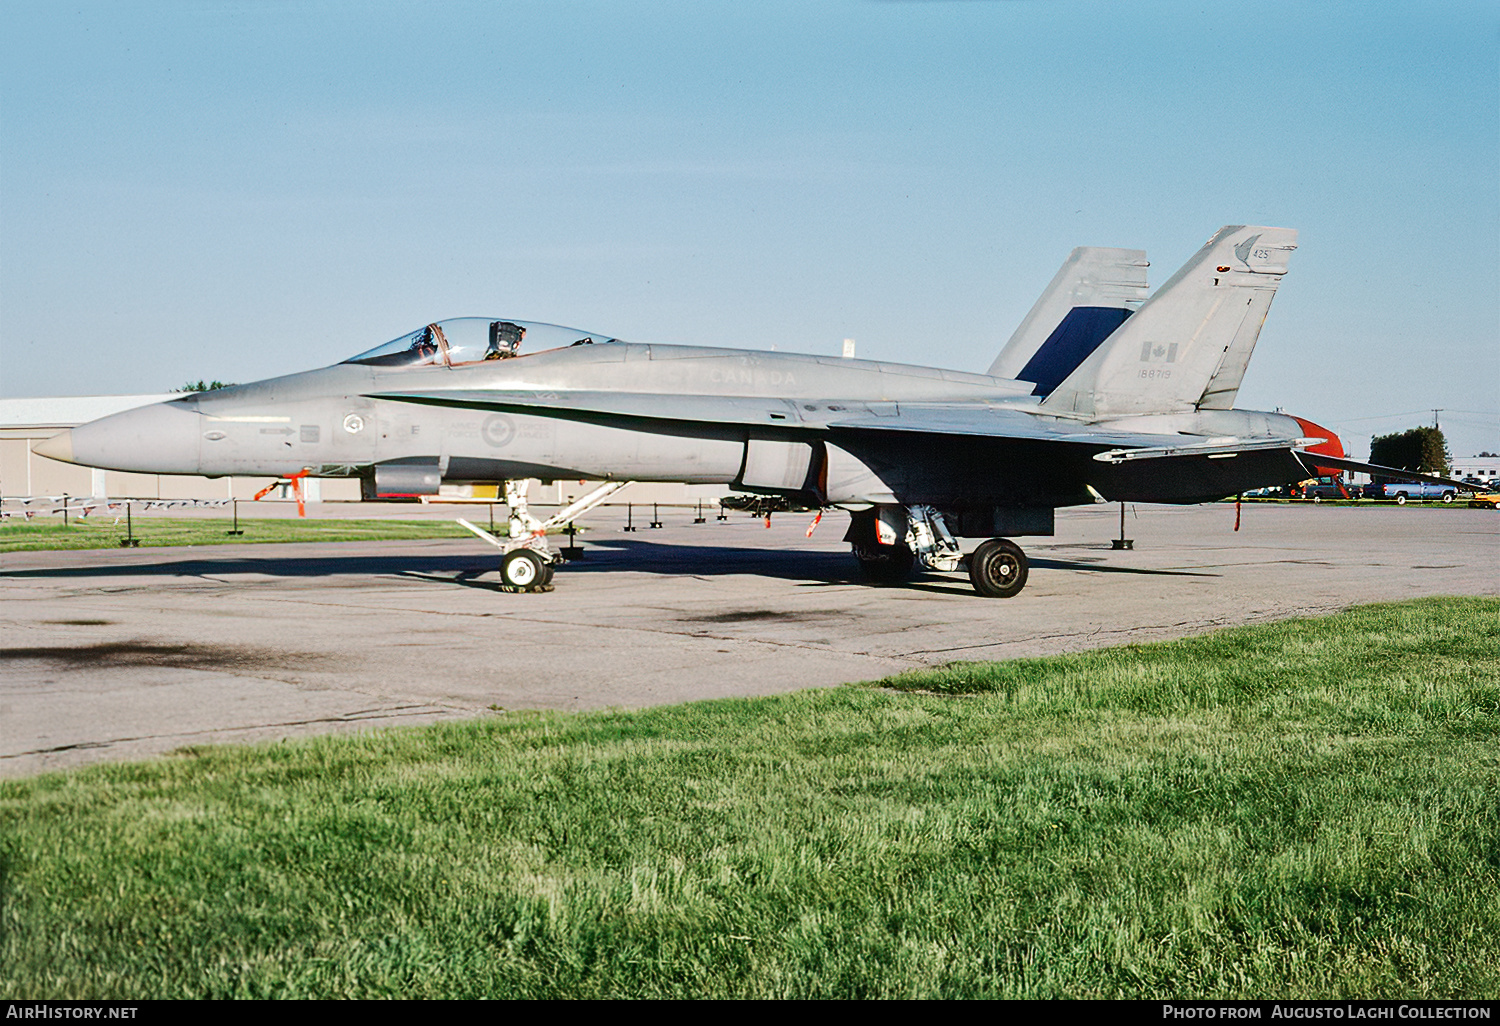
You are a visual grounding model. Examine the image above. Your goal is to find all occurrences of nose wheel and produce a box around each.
[967,538,1028,598]
[501,549,554,592]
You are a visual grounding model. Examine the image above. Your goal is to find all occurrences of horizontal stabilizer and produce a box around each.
[1096,446,1472,491]
[1292,453,1472,491]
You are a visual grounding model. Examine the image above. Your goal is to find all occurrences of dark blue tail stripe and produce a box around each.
[1015,306,1133,396]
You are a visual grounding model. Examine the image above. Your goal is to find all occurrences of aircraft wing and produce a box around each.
[370,388,1322,505]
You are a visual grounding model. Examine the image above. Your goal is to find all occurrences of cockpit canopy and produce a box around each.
[343,318,621,369]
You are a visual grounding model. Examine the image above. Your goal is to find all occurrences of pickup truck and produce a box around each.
[1366,481,1460,504]
[1300,476,1356,500]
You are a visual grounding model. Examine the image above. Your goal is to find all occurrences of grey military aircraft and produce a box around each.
[37,225,1437,596]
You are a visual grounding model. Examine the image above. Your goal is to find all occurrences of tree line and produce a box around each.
[1369,426,1449,478]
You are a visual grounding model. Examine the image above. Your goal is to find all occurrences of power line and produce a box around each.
[1336,409,1499,425]
[1335,410,1443,424]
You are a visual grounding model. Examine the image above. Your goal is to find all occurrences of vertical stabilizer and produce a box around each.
[1039,226,1297,417]
[987,246,1149,394]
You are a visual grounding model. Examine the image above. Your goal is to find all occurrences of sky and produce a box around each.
[2,0,1496,459]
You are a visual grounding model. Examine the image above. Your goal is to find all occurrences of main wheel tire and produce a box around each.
[853,542,915,582]
[968,538,1028,598]
[501,549,547,589]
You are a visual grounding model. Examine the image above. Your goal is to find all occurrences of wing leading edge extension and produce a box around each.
[369,388,1179,449]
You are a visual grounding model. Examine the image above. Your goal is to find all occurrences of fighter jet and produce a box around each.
[37,225,1434,596]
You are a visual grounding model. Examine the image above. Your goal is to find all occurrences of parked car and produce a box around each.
[1468,491,1500,510]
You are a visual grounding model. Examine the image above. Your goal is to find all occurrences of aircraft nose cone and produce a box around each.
[64,401,204,473]
[32,429,75,464]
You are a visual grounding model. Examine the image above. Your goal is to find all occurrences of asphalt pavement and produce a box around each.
[3,501,1496,776]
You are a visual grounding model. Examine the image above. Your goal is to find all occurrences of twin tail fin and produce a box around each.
[1039,225,1298,418]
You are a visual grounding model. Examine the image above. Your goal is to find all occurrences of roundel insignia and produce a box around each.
[482,414,517,448]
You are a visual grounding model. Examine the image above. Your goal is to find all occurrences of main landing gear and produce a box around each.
[458,479,631,592]
[845,506,1032,598]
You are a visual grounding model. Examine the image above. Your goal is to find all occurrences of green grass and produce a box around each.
[1,598,1495,998]
[0,517,476,552]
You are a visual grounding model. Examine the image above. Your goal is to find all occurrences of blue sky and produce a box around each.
[3,0,1496,458]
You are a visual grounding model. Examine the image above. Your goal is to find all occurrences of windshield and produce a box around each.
[343,317,621,368]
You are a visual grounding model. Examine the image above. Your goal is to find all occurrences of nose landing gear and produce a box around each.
[458,479,633,592]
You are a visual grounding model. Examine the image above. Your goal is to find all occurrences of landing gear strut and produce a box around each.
[906,504,964,572]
